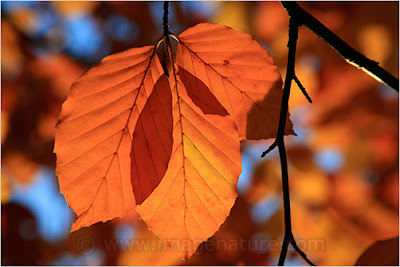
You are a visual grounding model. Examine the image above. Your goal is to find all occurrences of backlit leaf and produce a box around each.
[54,46,166,231]
[176,23,294,140]
[136,65,242,259]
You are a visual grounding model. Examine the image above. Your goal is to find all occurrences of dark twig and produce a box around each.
[161,1,170,76]
[281,1,399,92]
[277,139,294,265]
[261,140,277,157]
[163,1,170,36]
[262,16,315,266]
[264,2,398,264]
[278,236,291,265]
[293,75,312,103]
[290,239,315,266]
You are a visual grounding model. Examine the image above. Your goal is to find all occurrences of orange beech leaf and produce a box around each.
[136,65,242,260]
[176,23,294,140]
[54,46,167,231]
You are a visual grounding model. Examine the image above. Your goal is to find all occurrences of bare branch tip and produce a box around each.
[261,141,278,157]
[293,75,312,103]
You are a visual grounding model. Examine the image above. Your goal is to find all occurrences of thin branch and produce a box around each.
[163,1,170,36]
[262,16,315,266]
[277,140,294,266]
[278,237,291,265]
[293,75,312,103]
[161,1,170,76]
[261,140,277,157]
[265,2,398,264]
[281,1,399,92]
[290,239,315,266]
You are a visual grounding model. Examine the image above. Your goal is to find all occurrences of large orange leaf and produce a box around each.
[176,23,294,140]
[54,46,168,231]
[136,65,242,259]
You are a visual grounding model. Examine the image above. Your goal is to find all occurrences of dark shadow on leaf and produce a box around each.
[178,66,229,116]
[246,81,295,140]
[131,75,173,205]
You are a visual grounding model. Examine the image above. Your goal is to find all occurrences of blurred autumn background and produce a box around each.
[1,1,398,265]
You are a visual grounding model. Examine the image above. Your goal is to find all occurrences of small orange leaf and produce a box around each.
[54,46,165,231]
[176,23,294,140]
[136,65,242,259]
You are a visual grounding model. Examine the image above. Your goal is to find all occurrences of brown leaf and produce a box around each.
[355,237,399,266]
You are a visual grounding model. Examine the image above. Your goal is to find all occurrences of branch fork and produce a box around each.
[262,13,315,267]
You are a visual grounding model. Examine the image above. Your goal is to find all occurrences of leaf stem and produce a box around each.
[281,1,399,92]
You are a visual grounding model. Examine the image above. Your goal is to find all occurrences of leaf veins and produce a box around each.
[54,46,167,231]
